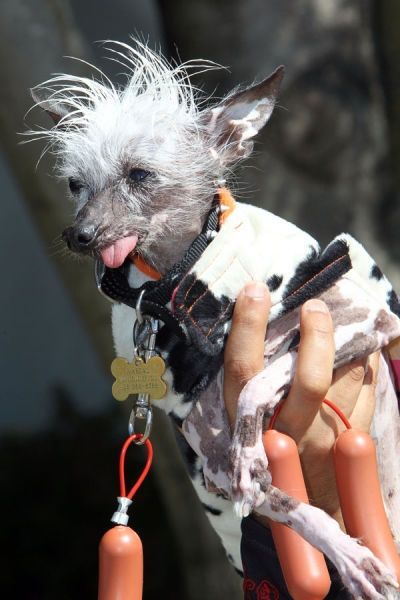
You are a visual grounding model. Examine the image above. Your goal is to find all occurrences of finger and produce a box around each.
[279,299,334,435]
[327,357,367,418]
[224,282,271,428]
[350,351,379,430]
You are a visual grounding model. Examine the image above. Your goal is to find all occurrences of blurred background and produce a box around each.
[0,0,399,598]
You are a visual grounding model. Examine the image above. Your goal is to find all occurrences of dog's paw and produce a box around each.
[230,444,271,517]
[233,479,266,517]
[335,538,398,599]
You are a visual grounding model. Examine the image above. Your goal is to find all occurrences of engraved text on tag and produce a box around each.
[111,356,167,401]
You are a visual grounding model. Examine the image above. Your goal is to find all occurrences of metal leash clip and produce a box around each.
[128,293,160,444]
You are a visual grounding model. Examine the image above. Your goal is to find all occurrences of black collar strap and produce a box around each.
[97,194,221,341]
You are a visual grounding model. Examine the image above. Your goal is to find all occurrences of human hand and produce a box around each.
[223,281,379,525]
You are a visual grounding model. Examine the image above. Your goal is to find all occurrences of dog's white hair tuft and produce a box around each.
[26,40,220,180]
[32,41,213,126]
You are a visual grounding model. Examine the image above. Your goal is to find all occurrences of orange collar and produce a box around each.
[217,186,236,225]
[131,187,236,280]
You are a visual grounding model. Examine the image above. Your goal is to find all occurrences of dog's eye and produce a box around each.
[128,168,151,183]
[68,178,84,194]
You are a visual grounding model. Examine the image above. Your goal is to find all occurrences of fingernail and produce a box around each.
[304,299,329,313]
[244,281,268,299]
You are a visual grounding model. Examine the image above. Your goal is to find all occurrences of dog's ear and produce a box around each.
[202,66,284,164]
[30,88,71,126]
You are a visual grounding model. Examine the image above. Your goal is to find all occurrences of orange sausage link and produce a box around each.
[98,525,143,600]
[334,429,400,582]
[264,430,331,600]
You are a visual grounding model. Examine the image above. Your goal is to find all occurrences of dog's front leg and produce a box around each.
[229,352,295,516]
[257,487,399,599]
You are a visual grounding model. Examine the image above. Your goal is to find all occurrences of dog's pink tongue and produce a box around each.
[100,235,138,268]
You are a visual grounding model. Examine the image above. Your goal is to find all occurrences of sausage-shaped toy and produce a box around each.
[264,429,331,600]
[98,525,143,600]
[334,429,400,582]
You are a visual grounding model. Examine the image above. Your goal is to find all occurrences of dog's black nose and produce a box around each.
[62,224,99,251]
[76,224,98,246]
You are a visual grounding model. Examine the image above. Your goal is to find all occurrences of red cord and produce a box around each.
[322,398,352,429]
[119,434,153,500]
[268,398,352,430]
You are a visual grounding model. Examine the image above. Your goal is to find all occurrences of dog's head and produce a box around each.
[29,41,283,272]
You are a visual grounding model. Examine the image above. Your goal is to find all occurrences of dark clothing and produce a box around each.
[241,516,351,599]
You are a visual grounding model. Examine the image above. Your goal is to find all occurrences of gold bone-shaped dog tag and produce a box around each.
[111,356,167,401]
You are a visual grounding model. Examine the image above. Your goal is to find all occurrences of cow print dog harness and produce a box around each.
[107,189,400,595]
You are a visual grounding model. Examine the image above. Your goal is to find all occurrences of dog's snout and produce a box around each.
[62,223,99,252]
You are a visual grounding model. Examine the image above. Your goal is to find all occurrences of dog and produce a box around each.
[29,41,400,598]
